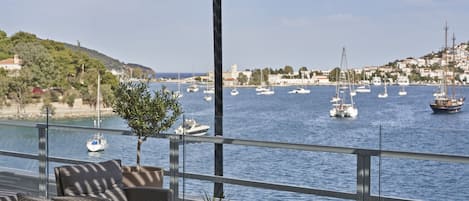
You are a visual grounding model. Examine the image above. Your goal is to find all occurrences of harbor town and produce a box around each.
[2,1,469,201]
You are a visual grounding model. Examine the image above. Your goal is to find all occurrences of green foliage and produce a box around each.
[10,32,37,46]
[328,67,341,82]
[41,101,56,116]
[112,81,182,168]
[283,65,294,74]
[236,72,248,85]
[65,92,77,108]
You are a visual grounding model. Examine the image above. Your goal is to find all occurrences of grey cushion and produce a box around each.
[52,196,110,201]
[55,160,127,201]
[15,194,45,201]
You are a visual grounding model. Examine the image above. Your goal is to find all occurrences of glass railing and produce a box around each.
[1,120,469,201]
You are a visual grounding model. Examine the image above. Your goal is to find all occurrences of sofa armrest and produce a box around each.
[124,187,172,201]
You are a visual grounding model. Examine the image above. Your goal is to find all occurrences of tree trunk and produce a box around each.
[136,137,142,172]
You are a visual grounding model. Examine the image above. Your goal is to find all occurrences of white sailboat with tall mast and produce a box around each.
[378,78,388,98]
[356,71,371,93]
[255,69,269,92]
[174,72,183,98]
[86,73,108,152]
[330,47,358,118]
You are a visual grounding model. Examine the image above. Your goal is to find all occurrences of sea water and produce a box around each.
[1,83,469,200]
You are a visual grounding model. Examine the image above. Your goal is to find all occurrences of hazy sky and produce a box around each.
[1,0,469,72]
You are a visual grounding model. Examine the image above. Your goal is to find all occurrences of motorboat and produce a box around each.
[255,86,269,92]
[186,84,199,93]
[257,88,274,95]
[203,95,212,101]
[175,119,210,136]
[288,87,310,94]
[230,88,239,96]
[356,85,371,93]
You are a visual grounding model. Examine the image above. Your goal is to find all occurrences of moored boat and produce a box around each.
[429,22,465,114]
[330,47,358,118]
[175,119,210,136]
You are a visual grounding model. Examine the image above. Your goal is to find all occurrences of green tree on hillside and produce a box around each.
[13,42,58,88]
[237,72,248,85]
[283,65,294,75]
[328,67,341,82]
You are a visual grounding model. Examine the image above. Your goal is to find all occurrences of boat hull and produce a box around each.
[430,103,463,114]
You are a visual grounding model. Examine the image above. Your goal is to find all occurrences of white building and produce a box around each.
[0,55,22,71]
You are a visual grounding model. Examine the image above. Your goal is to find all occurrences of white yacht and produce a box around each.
[356,85,371,93]
[230,88,239,96]
[186,84,199,93]
[175,119,210,136]
[288,87,310,94]
[203,95,212,101]
[257,87,275,95]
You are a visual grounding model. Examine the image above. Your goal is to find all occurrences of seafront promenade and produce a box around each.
[0,98,114,120]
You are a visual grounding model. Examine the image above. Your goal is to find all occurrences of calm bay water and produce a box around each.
[1,83,469,200]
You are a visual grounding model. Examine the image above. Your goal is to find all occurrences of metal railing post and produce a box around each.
[357,151,371,201]
[169,136,180,201]
[37,124,48,198]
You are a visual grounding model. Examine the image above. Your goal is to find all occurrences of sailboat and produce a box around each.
[330,47,358,118]
[255,69,269,92]
[398,85,407,96]
[356,71,371,93]
[86,73,108,152]
[186,73,199,93]
[429,23,465,113]
[378,78,388,98]
[257,70,274,95]
[203,81,214,94]
[174,72,183,98]
[288,72,310,94]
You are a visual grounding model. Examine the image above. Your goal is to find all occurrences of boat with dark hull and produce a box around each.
[430,97,465,114]
[429,22,465,114]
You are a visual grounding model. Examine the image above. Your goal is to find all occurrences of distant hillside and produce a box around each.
[63,43,155,76]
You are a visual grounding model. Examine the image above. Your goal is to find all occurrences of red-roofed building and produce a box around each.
[0,55,22,71]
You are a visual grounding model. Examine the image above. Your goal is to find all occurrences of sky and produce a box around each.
[1,0,469,73]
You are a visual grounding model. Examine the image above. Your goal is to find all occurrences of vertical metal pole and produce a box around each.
[169,136,180,201]
[357,151,371,201]
[213,0,224,199]
[38,123,48,198]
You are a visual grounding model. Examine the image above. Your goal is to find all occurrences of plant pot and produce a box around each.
[122,166,164,188]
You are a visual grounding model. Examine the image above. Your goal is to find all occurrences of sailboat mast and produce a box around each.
[97,72,101,128]
[452,32,456,98]
[443,22,449,98]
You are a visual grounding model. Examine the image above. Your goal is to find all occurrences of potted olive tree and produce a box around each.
[113,80,182,187]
